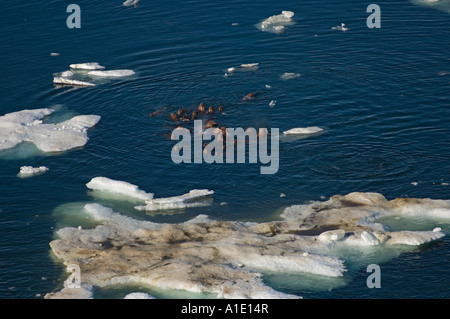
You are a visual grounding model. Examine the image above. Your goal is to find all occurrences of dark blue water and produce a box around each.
[0,0,449,299]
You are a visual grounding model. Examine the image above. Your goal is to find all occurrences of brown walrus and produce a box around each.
[197,103,206,114]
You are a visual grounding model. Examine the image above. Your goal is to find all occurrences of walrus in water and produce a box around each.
[207,106,215,115]
[170,113,178,122]
[149,107,166,118]
[242,92,259,102]
[197,103,206,114]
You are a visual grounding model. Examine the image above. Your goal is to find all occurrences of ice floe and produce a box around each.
[54,63,135,87]
[17,166,49,178]
[258,11,295,34]
[123,0,140,7]
[409,0,450,14]
[87,70,136,78]
[124,292,155,299]
[283,126,324,135]
[241,63,259,68]
[53,77,96,87]
[280,72,301,80]
[136,189,215,211]
[0,108,100,153]
[69,62,105,70]
[331,23,348,32]
[47,192,449,299]
[86,177,154,201]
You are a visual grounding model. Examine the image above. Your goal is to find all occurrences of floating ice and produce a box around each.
[409,0,450,14]
[241,63,259,68]
[47,192,449,299]
[269,100,277,107]
[280,72,301,80]
[124,292,155,299]
[18,166,49,177]
[0,108,101,153]
[60,70,74,78]
[86,177,154,201]
[331,23,348,32]
[53,77,96,87]
[87,70,136,78]
[123,0,140,7]
[136,189,214,211]
[283,126,324,135]
[69,63,105,70]
[259,11,295,33]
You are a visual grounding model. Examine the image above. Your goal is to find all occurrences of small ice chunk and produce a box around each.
[265,84,272,89]
[318,229,346,242]
[269,100,277,107]
[241,63,259,68]
[53,77,96,87]
[123,0,140,7]
[18,166,49,177]
[86,177,154,201]
[331,23,348,32]
[123,292,155,299]
[227,67,236,73]
[87,70,135,78]
[69,63,105,71]
[280,72,301,80]
[60,70,74,78]
[283,127,324,135]
[50,53,60,56]
[411,182,419,186]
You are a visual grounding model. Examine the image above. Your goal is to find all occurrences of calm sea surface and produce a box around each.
[0,0,449,299]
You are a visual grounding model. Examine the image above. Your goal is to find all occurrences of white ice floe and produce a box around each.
[60,70,74,78]
[136,189,215,211]
[86,177,154,201]
[69,63,105,70]
[269,100,277,107]
[280,72,301,80]
[283,126,324,135]
[87,70,136,78]
[123,0,140,7]
[227,67,236,73]
[53,77,96,87]
[18,166,49,177]
[241,63,259,68]
[124,292,155,299]
[0,108,101,153]
[259,11,295,33]
[331,23,348,32]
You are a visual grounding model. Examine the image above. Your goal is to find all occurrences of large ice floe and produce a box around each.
[0,108,100,153]
[46,191,449,299]
[257,11,295,34]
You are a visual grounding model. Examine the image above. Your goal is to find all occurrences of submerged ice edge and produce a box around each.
[46,191,448,299]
